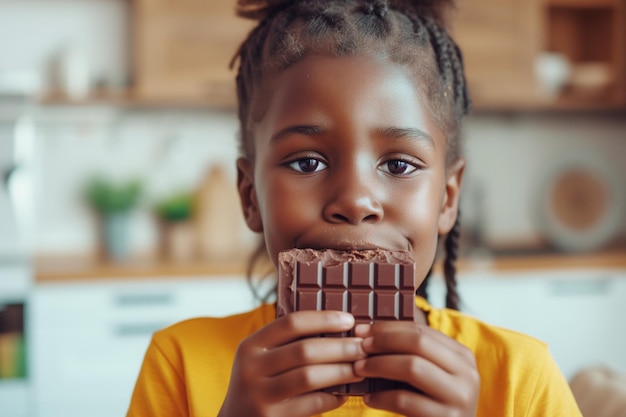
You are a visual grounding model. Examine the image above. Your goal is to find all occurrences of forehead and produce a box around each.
[251,54,441,141]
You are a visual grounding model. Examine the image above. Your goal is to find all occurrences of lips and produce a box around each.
[299,241,381,251]
[294,227,408,253]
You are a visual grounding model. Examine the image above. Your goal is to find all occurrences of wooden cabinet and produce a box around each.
[544,0,625,107]
[131,0,255,108]
[39,0,623,111]
[452,0,626,110]
[452,0,542,110]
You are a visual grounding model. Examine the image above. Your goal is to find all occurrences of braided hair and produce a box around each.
[232,0,470,310]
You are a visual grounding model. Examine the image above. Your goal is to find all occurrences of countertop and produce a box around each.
[35,249,626,283]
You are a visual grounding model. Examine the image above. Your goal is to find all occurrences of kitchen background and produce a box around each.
[0,1,625,417]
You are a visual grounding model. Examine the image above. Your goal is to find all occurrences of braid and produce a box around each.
[420,17,470,163]
[246,239,277,303]
[354,1,392,38]
[443,211,461,310]
[451,42,471,116]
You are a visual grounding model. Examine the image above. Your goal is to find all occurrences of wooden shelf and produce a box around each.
[470,95,626,113]
[35,255,253,282]
[37,88,236,109]
[34,0,624,113]
[456,249,626,273]
[35,249,626,283]
[36,87,626,113]
[546,0,618,8]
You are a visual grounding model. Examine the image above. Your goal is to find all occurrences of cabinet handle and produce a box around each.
[549,278,612,296]
[113,322,170,337]
[114,293,173,307]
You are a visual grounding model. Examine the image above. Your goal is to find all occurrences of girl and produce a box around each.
[127,1,582,416]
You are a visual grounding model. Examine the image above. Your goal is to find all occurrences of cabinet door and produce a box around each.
[30,284,173,417]
[29,278,255,417]
[451,270,626,380]
[133,0,256,106]
[452,0,542,109]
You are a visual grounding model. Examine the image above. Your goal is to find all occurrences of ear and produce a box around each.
[236,157,263,233]
[438,158,466,235]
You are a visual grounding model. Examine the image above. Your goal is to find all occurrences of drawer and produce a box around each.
[32,283,182,327]
[30,277,258,417]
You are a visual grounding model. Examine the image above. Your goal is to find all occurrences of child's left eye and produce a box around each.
[380,160,418,175]
[288,158,328,173]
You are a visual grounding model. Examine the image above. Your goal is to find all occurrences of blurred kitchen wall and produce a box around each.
[0,1,129,96]
[1,3,625,417]
[462,113,626,250]
[0,0,624,259]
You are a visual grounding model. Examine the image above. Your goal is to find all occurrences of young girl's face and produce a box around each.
[238,54,463,284]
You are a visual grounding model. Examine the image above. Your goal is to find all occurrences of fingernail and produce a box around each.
[354,359,366,373]
[338,312,355,326]
[354,323,370,336]
[362,337,374,350]
[352,338,366,356]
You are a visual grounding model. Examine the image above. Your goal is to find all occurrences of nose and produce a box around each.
[323,169,384,225]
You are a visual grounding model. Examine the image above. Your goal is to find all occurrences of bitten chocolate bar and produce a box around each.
[277,248,417,395]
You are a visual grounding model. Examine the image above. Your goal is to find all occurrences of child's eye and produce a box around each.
[380,159,419,176]
[288,158,328,173]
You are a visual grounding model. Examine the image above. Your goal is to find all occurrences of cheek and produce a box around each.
[398,180,444,282]
[257,174,320,257]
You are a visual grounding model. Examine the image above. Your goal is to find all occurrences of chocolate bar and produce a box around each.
[277,248,417,395]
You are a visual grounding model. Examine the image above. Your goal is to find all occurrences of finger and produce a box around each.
[274,392,348,417]
[367,321,472,361]
[354,354,459,403]
[268,363,364,400]
[255,310,355,348]
[362,328,472,374]
[354,323,371,338]
[364,388,450,417]
[259,336,367,376]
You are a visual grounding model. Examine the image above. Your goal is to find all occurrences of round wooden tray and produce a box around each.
[537,153,624,252]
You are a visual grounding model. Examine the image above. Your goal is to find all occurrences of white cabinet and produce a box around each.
[22,269,626,417]
[428,269,626,379]
[29,276,255,417]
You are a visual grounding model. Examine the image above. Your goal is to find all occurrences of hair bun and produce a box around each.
[389,0,457,28]
[236,0,295,20]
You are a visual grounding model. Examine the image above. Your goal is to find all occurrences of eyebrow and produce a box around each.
[375,127,435,147]
[270,125,325,143]
[269,125,435,146]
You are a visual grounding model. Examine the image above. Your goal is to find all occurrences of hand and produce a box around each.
[218,310,367,417]
[353,321,480,417]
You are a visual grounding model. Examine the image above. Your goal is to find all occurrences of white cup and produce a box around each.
[534,52,571,97]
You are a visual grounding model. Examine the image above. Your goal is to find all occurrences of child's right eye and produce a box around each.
[287,158,328,173]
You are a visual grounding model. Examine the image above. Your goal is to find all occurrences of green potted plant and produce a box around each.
[84,176,142,262]
[155,192,194,223]
[154,191,197,262]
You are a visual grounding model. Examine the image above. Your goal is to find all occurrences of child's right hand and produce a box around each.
[217,310,366,417]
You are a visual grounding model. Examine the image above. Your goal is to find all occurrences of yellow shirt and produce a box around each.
[127,297,582,416]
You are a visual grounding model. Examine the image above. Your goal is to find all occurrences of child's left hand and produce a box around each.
[353,322,480,417]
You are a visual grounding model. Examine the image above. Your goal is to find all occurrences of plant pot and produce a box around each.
[102,212,131,262]
[160,221,196,262]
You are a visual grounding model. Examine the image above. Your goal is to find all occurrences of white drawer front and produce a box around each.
[29,276,256,417]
